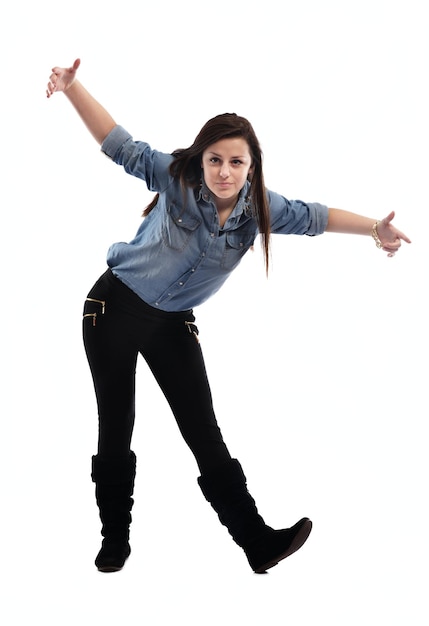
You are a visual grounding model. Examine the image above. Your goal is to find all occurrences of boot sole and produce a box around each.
[95,543,131,573]
[253,518,313,573]
[97,564,126,573]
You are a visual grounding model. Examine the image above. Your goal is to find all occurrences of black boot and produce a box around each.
[91,451,136,573]
[198,459,312,573]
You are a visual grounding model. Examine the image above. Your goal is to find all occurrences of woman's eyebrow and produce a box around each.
[207,151,247,159]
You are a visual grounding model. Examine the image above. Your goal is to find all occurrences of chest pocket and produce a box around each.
[221,231,256,270]
[162,204,202,251]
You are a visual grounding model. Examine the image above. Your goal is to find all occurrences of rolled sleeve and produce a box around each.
[268,190,329,236]
[302,201,329,235]
[100,125,173,191]
[101,125,132,159]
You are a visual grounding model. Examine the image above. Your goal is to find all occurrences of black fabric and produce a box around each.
[198,458,267,548]
[91,451,136,538]
[83,270,231,474]
[198,458,313,572]
[91,451,136,572]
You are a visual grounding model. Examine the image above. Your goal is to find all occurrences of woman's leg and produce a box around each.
[83,274,139,458]
[83,272,140,572]
[140,316,231,474]
[142,321,312,572]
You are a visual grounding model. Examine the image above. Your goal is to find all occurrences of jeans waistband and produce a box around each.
[88,269,195,322]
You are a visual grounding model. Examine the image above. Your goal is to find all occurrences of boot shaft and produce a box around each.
[198,458,313,573]
[198,459,266,548]
[92,451,136,540]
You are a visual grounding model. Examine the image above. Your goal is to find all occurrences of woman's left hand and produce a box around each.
[375,211,411,257]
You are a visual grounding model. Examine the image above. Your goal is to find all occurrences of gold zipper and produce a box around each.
[85,297,106,314]
[185,321,200,343]
[84,298,106,327]
[83,312,97,327]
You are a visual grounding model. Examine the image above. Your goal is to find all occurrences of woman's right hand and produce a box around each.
[46,58,81,98]
[45,57,116,145]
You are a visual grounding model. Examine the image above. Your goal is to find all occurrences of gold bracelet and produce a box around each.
[371,221,383,249]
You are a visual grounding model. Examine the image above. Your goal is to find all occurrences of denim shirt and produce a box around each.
[101,125,329,312]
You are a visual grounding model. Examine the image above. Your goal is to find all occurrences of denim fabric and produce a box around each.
[101,125,329,312]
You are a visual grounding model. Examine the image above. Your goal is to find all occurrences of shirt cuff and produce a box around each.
[307,202,330,235]
[101,125,132,159]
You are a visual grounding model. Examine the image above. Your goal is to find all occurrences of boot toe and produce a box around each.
[247,517,313,573]
[95,539,131,573]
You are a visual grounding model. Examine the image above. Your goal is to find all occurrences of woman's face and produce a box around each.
[201,137,253,208]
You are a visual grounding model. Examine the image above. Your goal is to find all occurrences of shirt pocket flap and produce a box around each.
[168,203,201,231]
[225,231,255,250]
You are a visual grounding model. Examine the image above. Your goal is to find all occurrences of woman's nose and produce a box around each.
[219,164,230,178]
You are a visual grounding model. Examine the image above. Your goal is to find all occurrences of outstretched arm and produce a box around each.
[46,59,116,145]
[326,208,411,257]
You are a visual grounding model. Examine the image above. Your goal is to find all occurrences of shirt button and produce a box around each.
[179,282,184,286]
[211,233,215,237]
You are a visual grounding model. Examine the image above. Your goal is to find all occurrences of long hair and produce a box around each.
[143,113,271,272]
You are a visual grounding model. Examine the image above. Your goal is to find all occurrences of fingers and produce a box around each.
[46,59,80,98]
[46,78,56,98]
[382,231,412,257]
[46,70,58,98]
[397,229,412,244]
[51,58,80,74]
[381,210,395,226]
[46,66,60,98]
[378,210,412,250]
[386,225,411,245]
[382,242,400,256]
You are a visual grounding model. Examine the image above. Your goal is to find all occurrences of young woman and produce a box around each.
[46,59,411,574]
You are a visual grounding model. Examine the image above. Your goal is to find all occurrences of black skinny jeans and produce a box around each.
[83,270,231,474]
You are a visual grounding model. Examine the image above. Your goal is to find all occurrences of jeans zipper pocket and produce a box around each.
[85,298,106,314]
[83,312,98,327]
[185,320,200,343]
[83,298,106,327]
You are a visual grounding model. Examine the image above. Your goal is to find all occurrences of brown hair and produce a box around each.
[143,113,271,272]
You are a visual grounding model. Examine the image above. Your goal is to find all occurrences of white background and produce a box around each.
[1,0,427,624]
